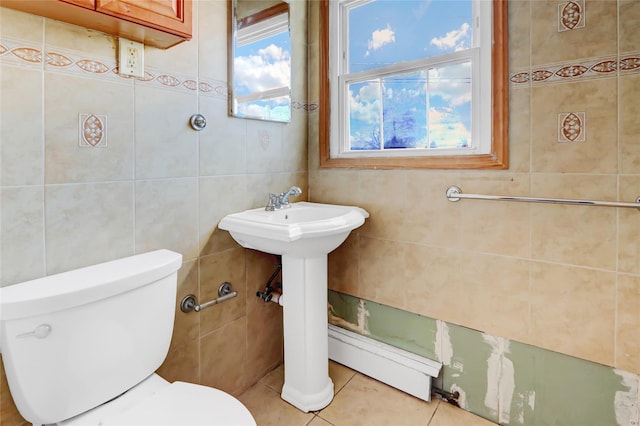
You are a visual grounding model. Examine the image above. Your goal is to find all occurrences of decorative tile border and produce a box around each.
[0,37,228,99]
[510,53,640,87]
[292,100,319,112]
[79,113,107,148]
[0,36,311,109]
[558,0,585,32]
[558,112,586,143]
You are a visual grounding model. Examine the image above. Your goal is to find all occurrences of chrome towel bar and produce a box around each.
[446,186,640,211]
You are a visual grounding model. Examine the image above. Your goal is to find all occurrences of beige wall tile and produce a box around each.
[531,0,617,66]
[199,175,251,256]
[615,274,640,374]
[619,74,640,173]
[45,182,134,275]
[0,187,45,286]
[309,170,361,205]
[198,0,228,81]
[457,253,531,343]
[45,19,116,58]
[173,260,200,347]
[356,170,407,240]
[135,178,198,260]
[531,79,617,173]
[245,120,285,174]
[530,261,615,365]
[400,171,462,248]
[508,0,531,71]
[143,26,198,76]
[530,173,617,270]
[1,65,43,186]
[199,248,247,336]
[281,117,309,173]
[620,0,640,53]
[404,244,461,323]
[246,301,284,384]
[134,85,198,179]
[358,237,406,309]
[200,316,248,395]
[158,261,200,384]
[508,87,531,173]
[199,97,247,177]
[44,72,134,184]
[328,233,360,296]
[618,175,640,274]
[0,7,43,43]
[458,173,531,258]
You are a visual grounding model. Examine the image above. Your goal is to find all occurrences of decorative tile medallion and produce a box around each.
[79,113,107,148]
[558,112,586,143]
[558,0,585,32]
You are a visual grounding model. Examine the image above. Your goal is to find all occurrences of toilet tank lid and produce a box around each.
[1,250,182,321]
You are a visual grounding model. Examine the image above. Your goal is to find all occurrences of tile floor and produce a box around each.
[238,362,496,426]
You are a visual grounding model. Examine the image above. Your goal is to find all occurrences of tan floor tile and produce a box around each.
[238,382,314,426]
[429,400,496,426]
[308,416,334,426]
[329,361,356,393]
[318,374,438,426]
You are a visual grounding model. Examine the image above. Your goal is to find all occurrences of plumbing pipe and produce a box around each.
[269,291,284,306]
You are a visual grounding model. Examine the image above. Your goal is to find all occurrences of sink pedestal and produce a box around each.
[217,202,369,412]
[280,255,334,412]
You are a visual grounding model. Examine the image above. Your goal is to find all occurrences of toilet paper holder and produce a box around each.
[180,282,237,313]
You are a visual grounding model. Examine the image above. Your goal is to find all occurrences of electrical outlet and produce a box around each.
[118,38,144,78]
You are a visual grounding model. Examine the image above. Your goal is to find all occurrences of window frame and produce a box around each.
[318,0,508,170]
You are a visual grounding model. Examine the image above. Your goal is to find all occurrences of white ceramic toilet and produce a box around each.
[0,249,256,426]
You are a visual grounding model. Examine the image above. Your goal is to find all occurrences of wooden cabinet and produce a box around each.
[0,0,192,49]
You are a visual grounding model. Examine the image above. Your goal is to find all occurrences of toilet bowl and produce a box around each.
[60,374,255,426]
[0,250,256,426]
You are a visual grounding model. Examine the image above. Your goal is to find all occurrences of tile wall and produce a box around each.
[308,0,640,423]
[0,1,308,423]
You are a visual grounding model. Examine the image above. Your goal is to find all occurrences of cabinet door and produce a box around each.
[96,0,191,37]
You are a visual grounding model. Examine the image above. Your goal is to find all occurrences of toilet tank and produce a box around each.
[0,250,183,425]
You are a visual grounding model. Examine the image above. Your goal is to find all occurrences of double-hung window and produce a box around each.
[322,0,508,169]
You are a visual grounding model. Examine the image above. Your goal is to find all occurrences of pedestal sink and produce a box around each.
[218,202,369,412]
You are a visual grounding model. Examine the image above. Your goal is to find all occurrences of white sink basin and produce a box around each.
[218,202,369,257]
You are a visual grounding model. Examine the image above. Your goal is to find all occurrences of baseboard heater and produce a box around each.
[328,324,442,402]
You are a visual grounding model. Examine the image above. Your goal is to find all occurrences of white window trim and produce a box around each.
[328,0,493,159]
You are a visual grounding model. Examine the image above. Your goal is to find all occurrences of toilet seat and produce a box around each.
[60,375,256,426]
[102,382,256,426]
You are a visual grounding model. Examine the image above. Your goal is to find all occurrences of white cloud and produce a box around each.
[428,106,471,148]
[428,62,472,107]
[349,83,380,123]
[234,44,290,93]
[366,25,395,56]
[430,22,470,51]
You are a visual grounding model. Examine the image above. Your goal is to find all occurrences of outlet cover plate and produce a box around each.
[119,38,144,78]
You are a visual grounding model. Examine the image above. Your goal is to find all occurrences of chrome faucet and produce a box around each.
[265,186,302,211]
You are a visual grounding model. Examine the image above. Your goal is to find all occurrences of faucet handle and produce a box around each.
[265,192,279,211]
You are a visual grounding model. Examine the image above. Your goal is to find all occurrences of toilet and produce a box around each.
[0,249,256,426]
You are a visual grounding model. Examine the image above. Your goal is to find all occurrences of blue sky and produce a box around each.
[346,0,473,150]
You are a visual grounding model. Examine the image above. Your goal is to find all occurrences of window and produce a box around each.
[319,0,508,169]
